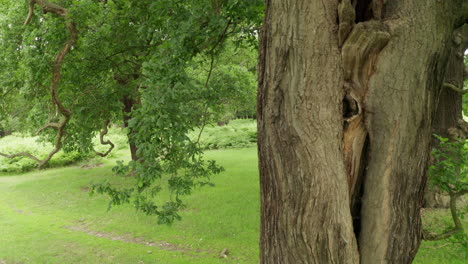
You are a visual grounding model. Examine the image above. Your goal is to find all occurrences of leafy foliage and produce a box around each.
[430,136,467,195]
[0,0,263,223]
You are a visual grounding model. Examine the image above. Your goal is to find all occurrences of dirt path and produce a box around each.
[63,221,218,259]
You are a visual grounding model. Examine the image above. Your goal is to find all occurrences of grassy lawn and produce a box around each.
[414,208,467,264]
[0,145,466,263]
[0,148,259,264]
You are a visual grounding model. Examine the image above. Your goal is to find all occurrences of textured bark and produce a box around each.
[258,1,358,263]
[433,26,466,138]
[258,0,465,263]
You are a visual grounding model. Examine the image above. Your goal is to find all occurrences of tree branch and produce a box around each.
[94,120,115,157]
[0,0,77,168]
[24,0,36,25]
[196,54,217,146]
[36,121,61,135]
[443,83,467,94]
[0,151,41,164]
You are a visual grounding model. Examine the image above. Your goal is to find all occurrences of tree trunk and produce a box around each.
[425,25,467,208]
[116,74,141,163]
[122,94,139,162]
[257,0,465,263]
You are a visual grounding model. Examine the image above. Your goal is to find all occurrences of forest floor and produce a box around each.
[0,142,466,263]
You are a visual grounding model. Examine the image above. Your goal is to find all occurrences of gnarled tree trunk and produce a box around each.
[257,0,466,263]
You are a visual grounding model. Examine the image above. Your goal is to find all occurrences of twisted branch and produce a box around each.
[36,121,61,134]
[94,120,115,157]
[0,1,76,168]
[0,152,41,164]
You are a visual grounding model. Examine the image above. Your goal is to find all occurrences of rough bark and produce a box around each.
[258,1,358,263]
[433,25,467,139]
[258,0,465,263]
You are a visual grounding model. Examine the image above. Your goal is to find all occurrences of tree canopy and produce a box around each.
[0,0,263,223]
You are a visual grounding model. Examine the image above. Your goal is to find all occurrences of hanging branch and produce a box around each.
[195,19,234,145]
[196,54,216,145]
[0,0,76,168]
[94,120,115,157]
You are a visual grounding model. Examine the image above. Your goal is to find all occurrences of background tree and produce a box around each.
[426,25,467,208]
[257,0,467,263]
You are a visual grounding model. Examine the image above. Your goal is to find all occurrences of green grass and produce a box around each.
[0,148,259,264]
[414,208,468,264]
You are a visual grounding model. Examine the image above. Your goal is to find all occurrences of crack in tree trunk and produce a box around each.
[0,0,76,168]
[339,14,390,244]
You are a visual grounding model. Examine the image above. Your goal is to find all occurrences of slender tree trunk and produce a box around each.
[115,75,141,162]
[122,94,139,162]
[258,0,465,263]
